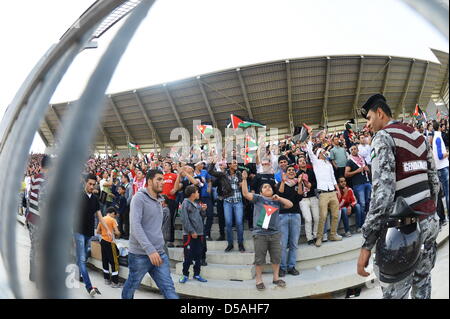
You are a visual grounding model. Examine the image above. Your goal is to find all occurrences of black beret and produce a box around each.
[360,94,387,119]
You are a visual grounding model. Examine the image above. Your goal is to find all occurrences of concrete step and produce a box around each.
[87,224,448,299]
[174,224,251,231]
[175,262,255,281]
[174,249,359,281]
[88,256,376,299]
[168,234,364,269]
[175,215,362,240]
[174,230,254,241]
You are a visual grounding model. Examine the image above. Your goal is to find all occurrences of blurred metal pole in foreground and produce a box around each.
[39,0,155,298]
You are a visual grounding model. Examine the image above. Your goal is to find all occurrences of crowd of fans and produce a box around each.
[21,116,449,295]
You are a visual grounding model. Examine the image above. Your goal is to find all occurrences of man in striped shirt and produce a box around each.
[25,154,50,283]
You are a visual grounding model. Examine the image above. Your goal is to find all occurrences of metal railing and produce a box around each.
[0,0,155,298]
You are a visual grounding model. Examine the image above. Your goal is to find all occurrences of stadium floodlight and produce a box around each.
[59,0,142,42]
[91,0,142,39]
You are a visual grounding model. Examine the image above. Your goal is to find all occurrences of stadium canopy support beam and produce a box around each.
[350,56,364,126]
[286,60,295,136]
[43,117,56,145]
[236,68,254,118]
[321,57,331,128]
[133,90,164,148]
[196,77,218,127]
[97,121,115,151]
[38,129,49,147]
[104,136,109,157]
[416,61,430,110]
[440,64,449,98]
[381,57,392,95]
[163,85,184,129]
[51,105,62,125]
[108,95,136,142]
[395,59,415,119]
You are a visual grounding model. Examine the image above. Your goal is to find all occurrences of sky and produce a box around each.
[0,0,448,153]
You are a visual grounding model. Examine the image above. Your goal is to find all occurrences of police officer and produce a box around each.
[356,94,441,299]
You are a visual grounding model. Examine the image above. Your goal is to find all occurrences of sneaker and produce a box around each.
[206,236,213,241]
[356,228,362,233]
[217,235,226,241]
[307,239,315,245]
[272,279,286,288]
[323,234,328,242]
[193,275,208,283]
[88,287,101,297]
[167,242,175,248]
[179,275,188,284]
[225,244,234,252]
[329,234,343,241]
[201,259,208,266]
[287,267,300,276]
[315,238,322,247]
[104,279,111,285]
[239,244,245,252]
[344,231,352,238]
[111,282,123,288]
[279,269,286,277]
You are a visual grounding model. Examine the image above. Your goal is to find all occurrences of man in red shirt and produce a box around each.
[337,177,363,237]
[162,162,180,247]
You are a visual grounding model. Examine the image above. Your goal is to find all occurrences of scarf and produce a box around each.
[350,154,369,180]
[298,171,310,196]
[285,177,298,187]
[350,154,365,168]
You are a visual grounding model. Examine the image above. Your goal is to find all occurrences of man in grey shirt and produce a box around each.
[122,169,179,299]
[329,136,348,179]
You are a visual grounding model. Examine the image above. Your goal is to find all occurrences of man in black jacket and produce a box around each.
[208,159,245,252]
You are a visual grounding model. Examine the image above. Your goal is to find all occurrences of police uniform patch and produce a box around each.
[370,149,376,161]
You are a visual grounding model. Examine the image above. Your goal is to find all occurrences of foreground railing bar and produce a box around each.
[39,0,155,298]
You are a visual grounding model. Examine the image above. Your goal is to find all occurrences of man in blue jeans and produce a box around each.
[277,165,303,277]
[122,169,179,299]
[432,121,449,215]
[209,160,245,252]
[337,177,364,236]
[345,145,371,219]
[75,174,112,297]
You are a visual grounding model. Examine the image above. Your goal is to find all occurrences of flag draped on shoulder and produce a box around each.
[256,204,279,229]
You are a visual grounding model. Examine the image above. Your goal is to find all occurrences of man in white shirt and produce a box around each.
[306,130,342,247]
[357,134,372,167]
[432,121,449,212]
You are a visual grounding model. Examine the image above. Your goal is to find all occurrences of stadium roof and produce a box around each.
[39,49,449,153]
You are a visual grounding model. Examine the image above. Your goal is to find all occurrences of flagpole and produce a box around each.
[127,135,131,158]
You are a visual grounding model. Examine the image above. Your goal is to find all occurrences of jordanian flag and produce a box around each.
[128,142,141,151]
[256,204,279,230]
[244,152,254,164]
[229,114,265,129]
[196,124,214,136]
[245,135,258,151]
